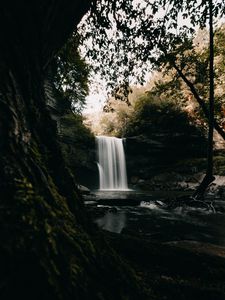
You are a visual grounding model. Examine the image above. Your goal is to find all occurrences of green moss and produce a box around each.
[30,141,43,164]
[14,177,42,203]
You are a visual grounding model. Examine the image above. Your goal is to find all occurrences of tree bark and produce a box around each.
[0,0,91,226]
[0,2,144,299]
[192,0,215,199]
[170,1,216,199]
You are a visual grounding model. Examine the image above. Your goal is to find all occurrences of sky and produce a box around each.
[83,72,109,113]
[84,92,107,114]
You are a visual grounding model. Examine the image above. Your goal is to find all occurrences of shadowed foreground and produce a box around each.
[107,231,225,300]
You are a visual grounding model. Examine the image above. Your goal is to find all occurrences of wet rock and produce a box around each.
[187,172,205,183]
[138,179,145,184]
[77,184,91,194]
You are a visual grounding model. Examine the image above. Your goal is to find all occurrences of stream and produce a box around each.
[92,136,225,247]
[85,190,225,247]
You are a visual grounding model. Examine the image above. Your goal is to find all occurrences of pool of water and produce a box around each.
[86,191,225,246]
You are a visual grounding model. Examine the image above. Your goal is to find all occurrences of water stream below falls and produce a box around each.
[93,136,225,247]
[96,136,129,191]
[86,191,225,247]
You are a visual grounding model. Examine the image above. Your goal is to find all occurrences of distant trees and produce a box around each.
[123,94,205,139]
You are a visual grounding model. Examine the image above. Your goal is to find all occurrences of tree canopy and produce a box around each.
[80,0,225,92]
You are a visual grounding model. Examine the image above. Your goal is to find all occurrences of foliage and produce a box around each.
[60,113,94,145]
[94,102,133,136]
[47,33,96,185]
[53,35,89,114]
[153,24,225,136]
[89,71,206,140]
[124,92,204,138]
[80,0,225,96]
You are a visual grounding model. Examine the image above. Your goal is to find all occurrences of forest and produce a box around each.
[1,1,225,300]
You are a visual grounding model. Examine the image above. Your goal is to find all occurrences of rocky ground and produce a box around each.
[104,231,225,300]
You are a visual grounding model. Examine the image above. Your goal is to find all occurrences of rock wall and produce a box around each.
[125,132,208,187]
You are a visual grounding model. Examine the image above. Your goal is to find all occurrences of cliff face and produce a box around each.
[125,130,207,186]
[59,113,98,189]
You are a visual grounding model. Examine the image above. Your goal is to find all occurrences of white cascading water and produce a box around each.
[96,136,129,190]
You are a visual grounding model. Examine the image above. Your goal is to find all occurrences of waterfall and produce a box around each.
[96,136,129,190]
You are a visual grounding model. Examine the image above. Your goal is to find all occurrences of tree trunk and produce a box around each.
[0,2,143,299]
[170,2,217,199]
[193,0,215,199]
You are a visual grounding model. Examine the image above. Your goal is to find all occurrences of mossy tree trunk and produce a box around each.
[0,2,143,299]
[0,0,91,218]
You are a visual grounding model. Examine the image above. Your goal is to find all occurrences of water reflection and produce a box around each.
[95,209,126,233]
[92,201,225,246]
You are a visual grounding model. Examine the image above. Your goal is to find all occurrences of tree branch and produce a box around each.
[172,61,225,140]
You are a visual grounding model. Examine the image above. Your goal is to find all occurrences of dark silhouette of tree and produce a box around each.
[193,0,215,199]
[0,2,146,299]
